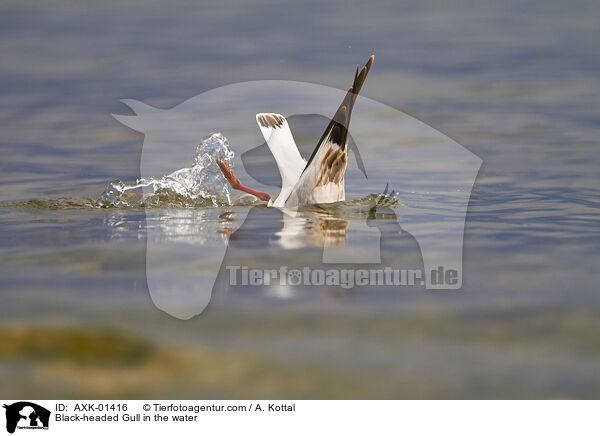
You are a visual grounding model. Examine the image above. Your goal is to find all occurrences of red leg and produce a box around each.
[216,158,272,202]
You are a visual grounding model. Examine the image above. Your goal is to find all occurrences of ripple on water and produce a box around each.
[3,132,402,212]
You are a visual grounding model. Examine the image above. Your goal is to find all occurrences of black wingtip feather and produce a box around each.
[303,55,374,171]
[330,105,349,146]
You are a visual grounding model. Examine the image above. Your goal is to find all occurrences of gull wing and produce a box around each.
[256,113,306,206]
[284,55,374,207]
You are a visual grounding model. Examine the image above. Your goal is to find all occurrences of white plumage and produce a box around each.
[217,55,374,209]
[255,113,306,207]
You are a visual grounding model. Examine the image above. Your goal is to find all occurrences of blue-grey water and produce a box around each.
[1,0,599,398]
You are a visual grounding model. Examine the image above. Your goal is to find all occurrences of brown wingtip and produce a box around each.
[302,54,374,170]
[351,55,374,96]
[256,113,284,129]
[366,55,374,73]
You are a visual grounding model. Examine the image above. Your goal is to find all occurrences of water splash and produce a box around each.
[2,132,403,211]
[98,133,235,208]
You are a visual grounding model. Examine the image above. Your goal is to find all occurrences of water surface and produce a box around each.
[1,0,600,398]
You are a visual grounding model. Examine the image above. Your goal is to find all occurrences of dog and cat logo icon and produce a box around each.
[3,402,50,433]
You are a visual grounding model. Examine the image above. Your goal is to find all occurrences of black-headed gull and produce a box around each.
[217,55,374,208]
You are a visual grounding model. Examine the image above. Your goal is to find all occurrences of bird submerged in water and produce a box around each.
[217,55,374,208]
